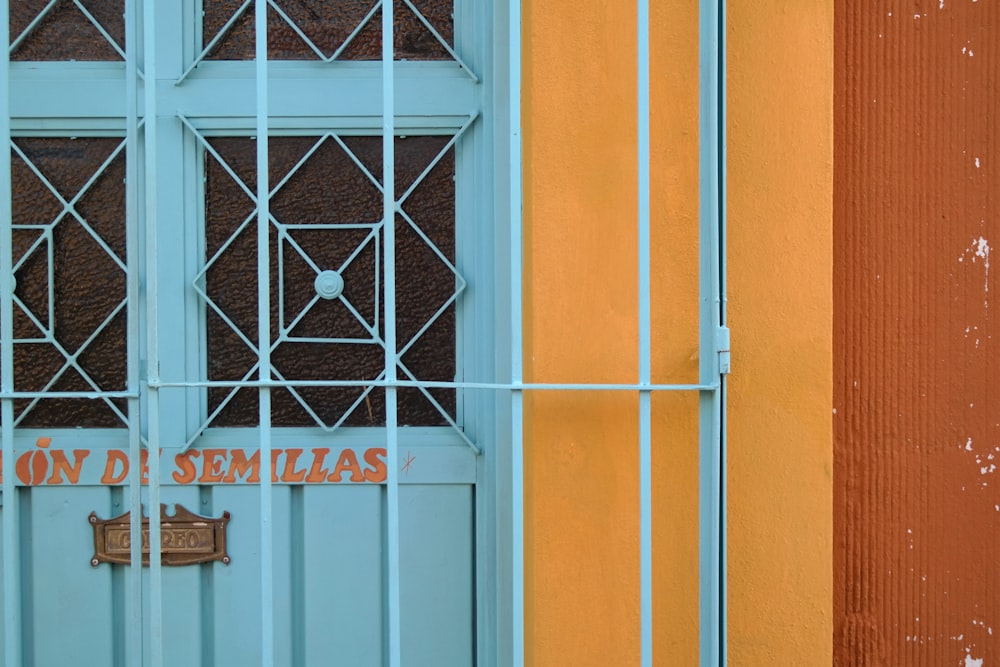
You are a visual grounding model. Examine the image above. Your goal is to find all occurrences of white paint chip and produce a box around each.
[965,653,983,667]
[975,236,990,263]
[976,157,982,168]
[964,237,992,306]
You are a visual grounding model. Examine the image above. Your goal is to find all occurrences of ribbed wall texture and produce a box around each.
[835,1,1000,665]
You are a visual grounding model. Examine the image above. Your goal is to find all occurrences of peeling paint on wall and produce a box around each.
[835,0,1000,664]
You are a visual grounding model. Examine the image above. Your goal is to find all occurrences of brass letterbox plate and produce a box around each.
[89,504,231,567]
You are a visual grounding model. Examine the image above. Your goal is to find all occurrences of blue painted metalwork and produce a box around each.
[0,3,19,666]
[719,2,729,663]
[637,0,653,664]
[152,379,716,391]
[143,1,164,664]
[509,0,525,662]
[254,1,276,664]
[699,0,725,664]
[382,0,403,663]
[124,2,145,664]
[0,2,732,663]
[10,1,127,59]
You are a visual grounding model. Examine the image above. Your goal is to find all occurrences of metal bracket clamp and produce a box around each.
[716,326,731,375]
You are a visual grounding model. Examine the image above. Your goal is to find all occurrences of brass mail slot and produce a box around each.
[89,504,231,567]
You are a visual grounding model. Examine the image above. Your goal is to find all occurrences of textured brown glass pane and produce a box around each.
[9,138,127,427]
[205,135,456,427]
[10,0,124,61]
[204,0,452,61]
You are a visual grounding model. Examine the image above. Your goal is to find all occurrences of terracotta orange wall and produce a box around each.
[834,2,1000,665]
[523,0,833,665]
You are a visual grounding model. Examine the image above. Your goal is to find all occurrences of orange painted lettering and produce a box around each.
[140,449,151,484]
[15,451,49,486]
[199,449,227,483]
[15,451,33,485]
[32,451,48,485]
[305,448,331,483]
[270,450,281,483]
[363,447,387,483]
[46,450,89,485]
[100,450,129,484]
[281,448,308,483]
[172,450,199,484]
[329,448,365,483]
[224,449,259,483]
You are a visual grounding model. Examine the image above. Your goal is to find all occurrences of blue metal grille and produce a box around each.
[0,0,726,665]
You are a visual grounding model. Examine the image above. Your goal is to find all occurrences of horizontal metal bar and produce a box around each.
[0,391,140,399]
[148,380,719,392]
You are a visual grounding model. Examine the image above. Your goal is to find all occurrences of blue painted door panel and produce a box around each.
[1,482,474,666]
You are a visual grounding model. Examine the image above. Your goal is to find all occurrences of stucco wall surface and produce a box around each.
[835,2,1000,665]
[523,0,833,665]
[726,1,834,664]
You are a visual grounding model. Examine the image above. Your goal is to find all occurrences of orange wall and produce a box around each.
[834,2,1000,664]
[522,0,833,664]
[727,1,834,664]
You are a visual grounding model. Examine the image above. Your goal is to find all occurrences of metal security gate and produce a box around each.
[0,1,507,665]
[0,0,726,665]
[505,1,728,664]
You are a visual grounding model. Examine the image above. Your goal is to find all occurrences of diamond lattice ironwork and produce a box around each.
[10,0,126,61]
[8,137,130,427]
[182,117,476,446]
[178,0,477,84]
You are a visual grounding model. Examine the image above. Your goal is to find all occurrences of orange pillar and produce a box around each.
[835,2,1000,664]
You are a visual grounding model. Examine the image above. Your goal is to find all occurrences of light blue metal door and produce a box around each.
[0,1,729,665]
[0,1,506,665]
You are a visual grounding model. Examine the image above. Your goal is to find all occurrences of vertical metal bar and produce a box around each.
[699,0,723,664]
[255,1,275,665]
[143,1,163,664]
[717,2,728,663]
[0,4,21,666]
[381,2,401,665]
[124,1,144,664]
[636,0,653,665]
[509,0,524,662]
